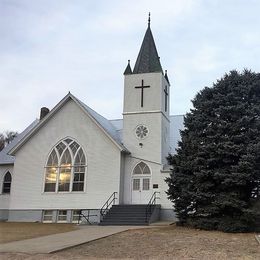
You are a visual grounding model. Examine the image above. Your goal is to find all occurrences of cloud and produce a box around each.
[0,0,259,132]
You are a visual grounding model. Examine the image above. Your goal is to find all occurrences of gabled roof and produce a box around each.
[0,119,39,164]
[72,95,126,150]
[7,93,128,156]
[133,23,163,74]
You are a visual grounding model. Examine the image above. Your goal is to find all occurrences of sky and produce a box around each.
[0,0,260,133]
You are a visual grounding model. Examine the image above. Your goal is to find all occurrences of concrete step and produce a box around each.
[101,219,147,225]
[106,210,146,214]
[105,213,146,217]
[100,204,150,225]
[102,217,147,221]
[99,221,149,226]
[100,204,159,226]
[101,218,147,222]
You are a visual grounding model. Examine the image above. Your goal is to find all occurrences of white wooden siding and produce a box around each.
[10,100,121,210]
[0,165,13,209]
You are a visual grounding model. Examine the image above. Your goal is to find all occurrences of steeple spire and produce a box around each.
[123,60,132,75]
[133,13,163,74]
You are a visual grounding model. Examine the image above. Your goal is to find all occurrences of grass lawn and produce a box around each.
[0,222,77,243]
[0,223,259,259]
[55,225,259,259]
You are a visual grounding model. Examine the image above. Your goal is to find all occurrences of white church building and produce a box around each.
[0,18,184,224]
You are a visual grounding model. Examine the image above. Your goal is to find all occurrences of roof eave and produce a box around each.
[10,92,128,155]
[70,94,128,152]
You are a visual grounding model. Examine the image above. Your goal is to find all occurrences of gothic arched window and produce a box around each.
[133,162,150,175]
[132,162,151,191]
[2,171,12,194]
[44,138,86,192]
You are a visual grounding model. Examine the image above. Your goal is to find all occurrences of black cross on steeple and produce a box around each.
[135,80,150,107]
[164,85,168,111]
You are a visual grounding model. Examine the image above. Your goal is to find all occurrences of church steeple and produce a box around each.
[133,13,163,74]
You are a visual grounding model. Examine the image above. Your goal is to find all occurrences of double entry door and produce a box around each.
[132,176,152,204]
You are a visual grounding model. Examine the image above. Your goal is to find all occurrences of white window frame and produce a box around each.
[72,210,81,223]
[131,161,152,197]
[42,210,53,223]
[133,161,151,175]
[142,178,150,190]
[1,171,12,195]
[57,210,67,223]
[43,137,87,194]
[135,124,149,140]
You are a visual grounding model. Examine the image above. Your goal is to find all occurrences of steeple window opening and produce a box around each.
[164,85,168,112]
[135,125,149,139]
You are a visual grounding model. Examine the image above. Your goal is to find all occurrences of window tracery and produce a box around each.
[133,162,151,175]
[2,171,12,194]
[44,138,86,192]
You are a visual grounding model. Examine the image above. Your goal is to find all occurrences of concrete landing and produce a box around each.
[150,221,174,226]
[0,225,150,254]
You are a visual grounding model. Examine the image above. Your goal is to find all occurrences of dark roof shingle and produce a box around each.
[133,26,163,74]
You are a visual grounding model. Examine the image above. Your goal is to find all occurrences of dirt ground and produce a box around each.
[0,222,77,243]
[1,224,259,260]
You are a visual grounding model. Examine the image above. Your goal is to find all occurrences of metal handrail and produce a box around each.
[145,191,160,223]
[100,192,117,220]
[77,209,97,225]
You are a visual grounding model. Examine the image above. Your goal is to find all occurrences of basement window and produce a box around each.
[43,210,53,223]
[57,210,67,223]
[72,210,81,223]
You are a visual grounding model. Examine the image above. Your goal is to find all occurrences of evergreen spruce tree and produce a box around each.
[166,70,260,232]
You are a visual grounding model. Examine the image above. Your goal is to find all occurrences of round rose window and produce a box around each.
[135,125,149,139]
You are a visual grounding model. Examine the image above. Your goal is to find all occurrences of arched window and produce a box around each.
[132,162,151,192]
[2,171,12,194]
[133,162,150,175]
[44,138,86,192]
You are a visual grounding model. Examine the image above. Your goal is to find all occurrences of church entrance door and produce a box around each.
[131,162,152,204]
[132,177,152,204]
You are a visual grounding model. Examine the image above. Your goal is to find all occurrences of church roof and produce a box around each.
[73,95,127,151]
[0,119,39,165]
[6,93,129,157]
[133,21,163,74]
